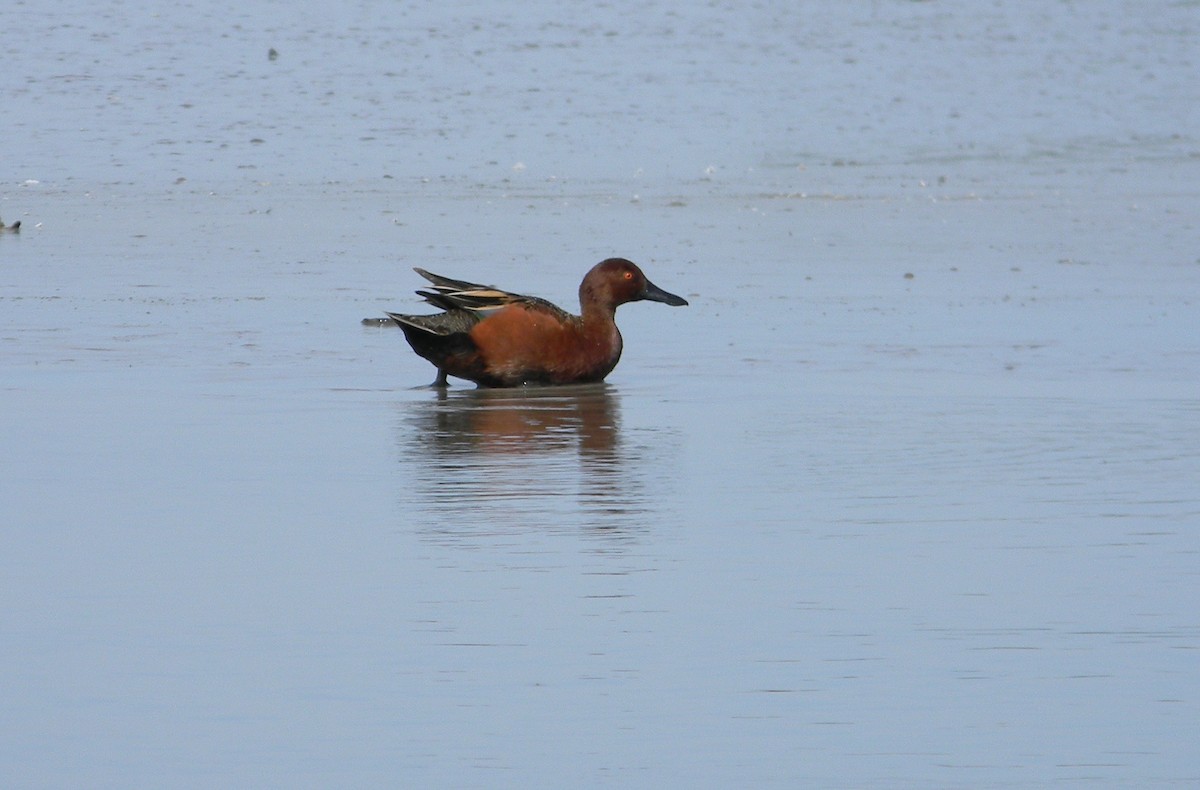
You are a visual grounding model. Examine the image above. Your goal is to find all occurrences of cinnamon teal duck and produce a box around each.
[383,258,688,387]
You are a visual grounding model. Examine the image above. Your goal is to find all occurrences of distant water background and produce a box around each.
[3,1,1198,787]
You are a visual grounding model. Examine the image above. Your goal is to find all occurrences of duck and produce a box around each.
[381,258,688,387]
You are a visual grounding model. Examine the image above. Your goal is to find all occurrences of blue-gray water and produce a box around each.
[3,1,1198,787]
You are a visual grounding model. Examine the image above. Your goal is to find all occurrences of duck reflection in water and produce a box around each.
[420,384,618,457]
[400,384,664,540]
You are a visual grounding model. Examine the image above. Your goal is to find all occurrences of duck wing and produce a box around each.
[385,308,481,337]
[412,267,574,322]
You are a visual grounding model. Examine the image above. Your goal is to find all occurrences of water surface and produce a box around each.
[3,1,1198,787]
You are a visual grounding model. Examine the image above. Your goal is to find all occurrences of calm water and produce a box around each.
[3,1,1199,787]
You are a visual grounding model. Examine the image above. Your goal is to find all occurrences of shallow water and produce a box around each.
[3,1,1199,787]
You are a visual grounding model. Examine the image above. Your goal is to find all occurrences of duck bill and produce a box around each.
[639,279,689,306]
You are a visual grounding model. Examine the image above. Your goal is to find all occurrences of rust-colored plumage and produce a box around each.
[383,258,688,387]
